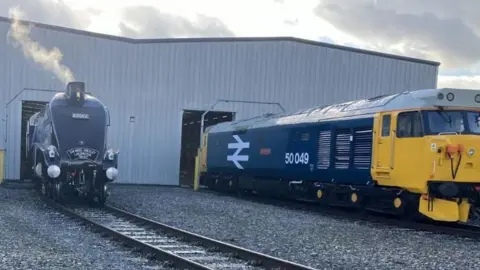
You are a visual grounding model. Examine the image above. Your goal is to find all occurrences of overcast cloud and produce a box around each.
[0,0,94,30]
[314,0,480,69]
[3,0,480,87]
[118,6,234,39]
[0,1,233,39]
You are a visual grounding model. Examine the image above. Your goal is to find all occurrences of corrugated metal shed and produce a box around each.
[0,17,440,185]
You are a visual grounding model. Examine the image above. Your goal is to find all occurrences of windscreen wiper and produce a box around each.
[435,110,451,123]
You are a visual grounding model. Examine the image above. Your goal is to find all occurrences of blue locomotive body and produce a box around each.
[203,110,376,198]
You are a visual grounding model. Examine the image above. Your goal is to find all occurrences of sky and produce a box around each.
[1,0,479,89]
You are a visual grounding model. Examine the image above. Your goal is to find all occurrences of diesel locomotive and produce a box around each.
[26,82,119,205]
[199,88,480,223]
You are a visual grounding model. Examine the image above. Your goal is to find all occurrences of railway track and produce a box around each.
[199,188,480,240]
[42,198,317,270]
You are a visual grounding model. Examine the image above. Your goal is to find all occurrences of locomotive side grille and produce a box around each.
[353,128,373,169]
[317,130,331,169]
[335,129,351,169]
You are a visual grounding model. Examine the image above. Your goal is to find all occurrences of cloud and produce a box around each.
[438,76,480,89]
[283,18,299,26]
[0,0,94,30]
[118,6,234,39]
[317,36,337,44]
[313,0,480,69]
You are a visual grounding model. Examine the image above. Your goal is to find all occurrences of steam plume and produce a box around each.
[7,7,75,85]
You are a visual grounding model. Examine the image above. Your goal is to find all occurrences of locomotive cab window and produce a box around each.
[466,112,480,133]
[426,110,465,134]
[422,110,480,135]
[397,111,423,138]
[381,115,391,136]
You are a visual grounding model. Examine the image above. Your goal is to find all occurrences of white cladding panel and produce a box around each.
[0,19,439,184]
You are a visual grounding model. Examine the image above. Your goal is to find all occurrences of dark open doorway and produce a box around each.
[179,110,234,187]
[20,100,48,181]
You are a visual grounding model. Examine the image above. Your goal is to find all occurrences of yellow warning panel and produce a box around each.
[194,153,200,191]
[419,197,460,222]
[0,149,4,185]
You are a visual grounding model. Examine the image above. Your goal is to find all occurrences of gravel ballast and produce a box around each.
[0,186,170,270]
[108,185,480,270]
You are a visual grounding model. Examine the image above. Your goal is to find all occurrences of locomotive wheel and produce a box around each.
[41,182,47,196]
[394,193,421,221]
[46,182,51,198]
[47,182,54,199]
[86,193,96,206]
[87,182,107,206]
[468,207,480,223]
[97,184,107,206]
[54,180,63,203]
[51,181,57,201]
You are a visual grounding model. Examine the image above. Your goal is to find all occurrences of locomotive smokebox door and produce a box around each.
[66,81,86,104]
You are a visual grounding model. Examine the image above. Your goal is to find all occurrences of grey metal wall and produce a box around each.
[0,19,439,185]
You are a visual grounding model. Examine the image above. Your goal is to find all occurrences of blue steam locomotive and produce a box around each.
[26,82,119,205]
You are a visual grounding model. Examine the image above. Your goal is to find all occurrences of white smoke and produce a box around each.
[7,7,75,85]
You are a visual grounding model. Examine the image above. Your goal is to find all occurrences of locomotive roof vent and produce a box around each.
[66,81,86,105]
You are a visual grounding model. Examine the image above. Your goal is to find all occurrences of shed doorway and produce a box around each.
[179,110,234,187]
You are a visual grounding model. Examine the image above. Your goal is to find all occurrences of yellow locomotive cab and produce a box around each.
[419,132,480,222]
[372,88,480,223]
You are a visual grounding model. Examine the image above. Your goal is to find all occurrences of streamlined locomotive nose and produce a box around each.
[27,81,118,206]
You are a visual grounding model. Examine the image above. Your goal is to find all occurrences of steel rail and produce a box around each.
[198,189,480,240]
[42,197,317,270]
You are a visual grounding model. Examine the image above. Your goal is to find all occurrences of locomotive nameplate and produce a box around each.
[67,147,99,161]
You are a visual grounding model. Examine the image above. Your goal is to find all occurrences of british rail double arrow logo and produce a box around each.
[227,135,250,169]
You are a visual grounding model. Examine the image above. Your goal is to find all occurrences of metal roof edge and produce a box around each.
[0,16,441,67]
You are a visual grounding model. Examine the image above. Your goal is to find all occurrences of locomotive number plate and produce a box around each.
[285,152,310,165]
[67,147,99,161]
[72,113,90,119]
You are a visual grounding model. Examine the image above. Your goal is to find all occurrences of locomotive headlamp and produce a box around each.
[106,167,118,180]
[106,149,115,160]
[475,94,480,103]
[468,148,475,157]
[446,92,455,101]
[47,165,61,178]
[437,93,444,100]
[47,145,57,159]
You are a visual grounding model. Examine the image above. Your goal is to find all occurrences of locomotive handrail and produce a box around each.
[390,129,396,169]
[438,132,459,135]
[199,99,285,146]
